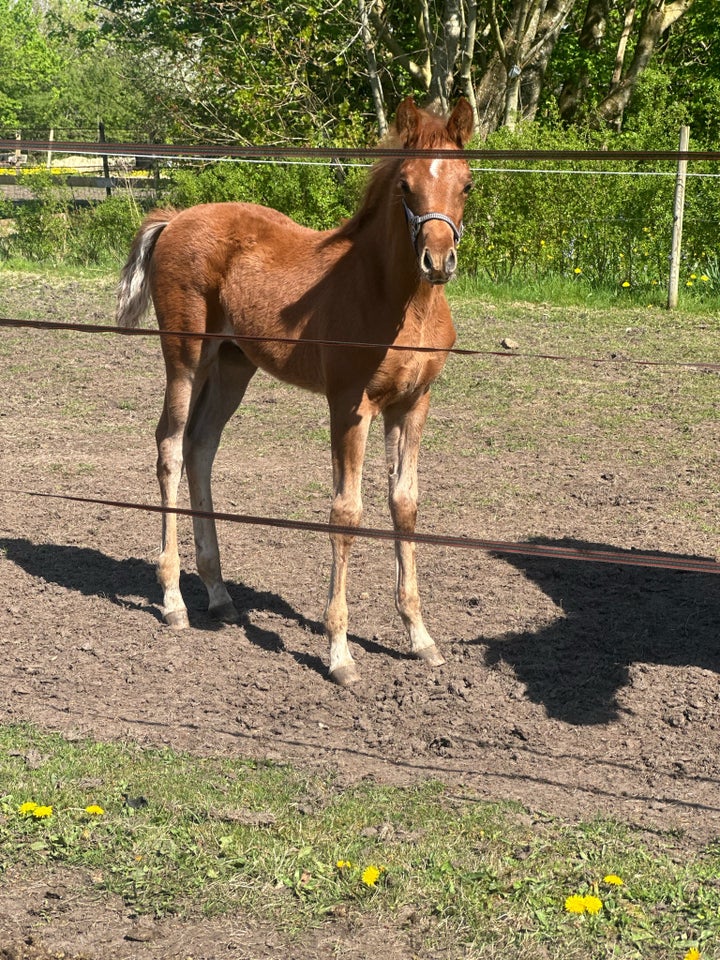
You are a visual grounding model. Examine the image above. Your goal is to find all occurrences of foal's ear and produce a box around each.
[446,98,474,147]
[395,97,422,146]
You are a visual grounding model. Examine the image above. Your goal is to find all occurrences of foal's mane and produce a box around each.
[331,106,457,243]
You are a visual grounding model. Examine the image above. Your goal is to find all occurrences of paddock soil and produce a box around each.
[1,273,720,959]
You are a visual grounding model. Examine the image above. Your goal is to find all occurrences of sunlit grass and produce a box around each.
[0,725,716,957]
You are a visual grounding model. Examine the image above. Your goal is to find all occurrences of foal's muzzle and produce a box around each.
[403,199,463,285]
[420,244,458,285]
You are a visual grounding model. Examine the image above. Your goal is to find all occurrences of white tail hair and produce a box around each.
[116,213,173,328]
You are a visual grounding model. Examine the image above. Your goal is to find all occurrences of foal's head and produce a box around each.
[394,98,474,285]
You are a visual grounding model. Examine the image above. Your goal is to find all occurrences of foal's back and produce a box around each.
[148,201,365,394]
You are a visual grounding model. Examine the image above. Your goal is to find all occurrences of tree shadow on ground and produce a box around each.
[479,538,720,726]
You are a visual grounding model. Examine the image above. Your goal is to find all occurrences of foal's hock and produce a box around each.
[116,97,474,685]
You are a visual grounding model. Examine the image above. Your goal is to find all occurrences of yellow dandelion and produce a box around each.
[336,860,353,869]
[603,874,624,886]
[684,949,701,960]
[361,865,381,887]
[85,804,105,816]
[690,273,697,280]
[565,894,586,914]
[686,280,694,287]
[622,281,631,288]
[574,267,582,275]
[583,895,603,914]
[700,275,709,282]
[18,801,39,815]
[540,239,546,246]
[32,805,53,819]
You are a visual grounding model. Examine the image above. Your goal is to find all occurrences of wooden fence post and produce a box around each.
[667,125,690,310]
[47,129,54,170]
[98,120,112,198]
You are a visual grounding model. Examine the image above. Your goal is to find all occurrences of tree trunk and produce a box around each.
[610,1,638,89]
[580,0,611,49]
[596,0,695,127]
[427,0,465,113]
[358,0,388,137]
[459,0,480,129]
[559,0,612,121]
[479,0,575,133]
[519,0,577,121]
[475,52,510,138]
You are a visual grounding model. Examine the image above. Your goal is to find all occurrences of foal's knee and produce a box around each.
[390,490,417,532]
[330,494,363,530]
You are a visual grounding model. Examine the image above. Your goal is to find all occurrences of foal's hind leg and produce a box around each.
[156,372,194,628]
[383,394,444,667]
[184,343,256,621]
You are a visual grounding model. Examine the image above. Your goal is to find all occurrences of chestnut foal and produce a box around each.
[117,97,474,684]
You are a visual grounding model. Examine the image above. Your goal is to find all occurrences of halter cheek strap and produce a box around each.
[402,199,464,248]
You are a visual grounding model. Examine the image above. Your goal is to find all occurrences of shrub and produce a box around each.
[165,160,365,230]
[11,170,73,264]
[67,194,143,267]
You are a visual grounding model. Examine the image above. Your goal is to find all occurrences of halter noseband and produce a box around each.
[402,198,464,248]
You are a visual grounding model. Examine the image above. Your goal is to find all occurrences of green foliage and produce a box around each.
[0,0,61,130]
[459,118,720,296]
[67,194,144,266]
[11,170,73,263]
[0,723,718,956]
[655,0,720,147]
[99,0,373,145]
[165,161,366,230]
[4,172,142,267]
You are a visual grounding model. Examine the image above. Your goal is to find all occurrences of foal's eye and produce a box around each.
[463,182,474,195]
[398,179,410,194]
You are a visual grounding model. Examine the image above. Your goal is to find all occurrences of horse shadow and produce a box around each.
[479,538,720,726]
[0,536,337,675]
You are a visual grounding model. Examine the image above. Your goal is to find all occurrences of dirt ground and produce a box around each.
[1,274,720,959]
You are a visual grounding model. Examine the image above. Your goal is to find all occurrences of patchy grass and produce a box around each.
[0,725,716,959]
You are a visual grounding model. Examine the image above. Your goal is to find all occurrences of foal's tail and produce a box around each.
[116,209,178,328]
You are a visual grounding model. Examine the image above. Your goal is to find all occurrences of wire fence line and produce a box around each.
[6,489,718,577]
[2,312,719,579]
[3,137,720,163]
[2,315,720,371]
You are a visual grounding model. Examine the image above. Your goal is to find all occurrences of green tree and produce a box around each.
[98,1,371,145]
[45,0,185,140]
[654,0,720,146]
[0,0,60,132]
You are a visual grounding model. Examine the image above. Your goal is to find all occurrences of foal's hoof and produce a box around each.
[209,601,241,624]
[165,609,190,630]
[413,644,445,667]
[329,663,361,687]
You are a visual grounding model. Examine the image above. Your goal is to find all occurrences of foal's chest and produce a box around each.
[369,349,446,408]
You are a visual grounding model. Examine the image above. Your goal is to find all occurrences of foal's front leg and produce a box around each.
[383,393,444,667]
[324,402,372,686]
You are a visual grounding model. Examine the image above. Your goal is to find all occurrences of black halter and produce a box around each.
[402,199,464,248]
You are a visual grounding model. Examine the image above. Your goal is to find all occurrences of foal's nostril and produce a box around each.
[422,248,434,274]
[446,249,457,274]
